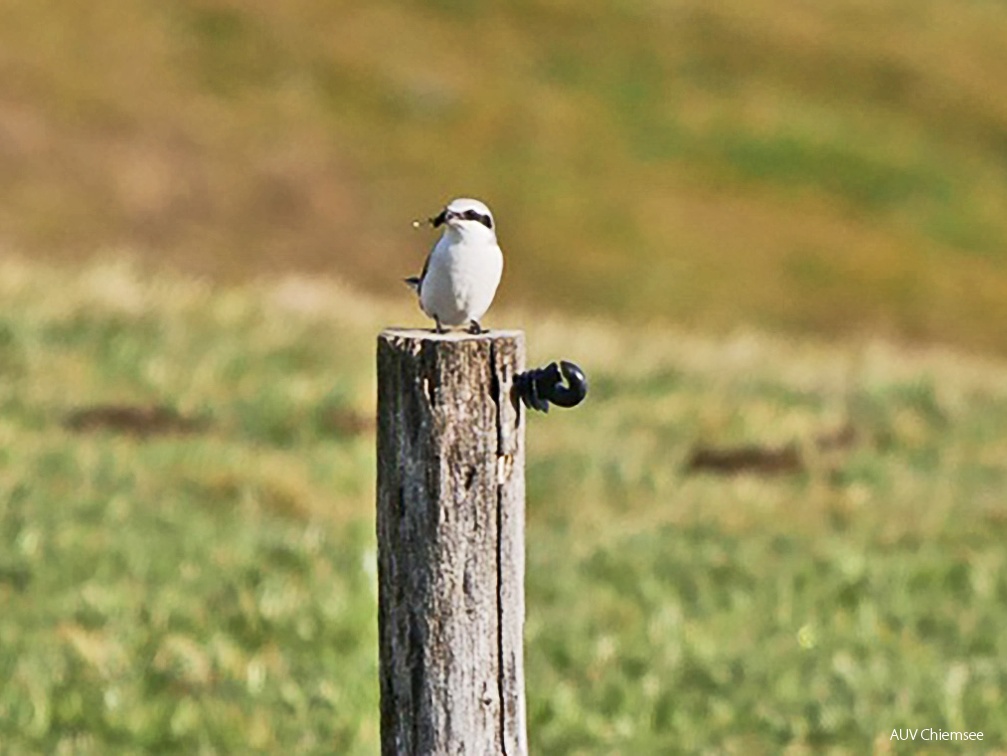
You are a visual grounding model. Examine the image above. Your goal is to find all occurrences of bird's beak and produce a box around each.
[430,209,449,228]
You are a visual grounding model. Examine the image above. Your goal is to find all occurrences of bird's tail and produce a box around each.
[403,276,421,293]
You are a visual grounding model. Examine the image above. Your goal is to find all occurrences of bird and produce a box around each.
[405,197,503,335]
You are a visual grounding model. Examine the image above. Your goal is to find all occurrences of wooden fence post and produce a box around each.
[376,329,527,756]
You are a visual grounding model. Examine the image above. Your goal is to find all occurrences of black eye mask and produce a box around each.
[459,209,493,229]
[430,208,494,230]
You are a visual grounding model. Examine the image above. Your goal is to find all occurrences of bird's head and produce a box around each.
[430,198,496,239]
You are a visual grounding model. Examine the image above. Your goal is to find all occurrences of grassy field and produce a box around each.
[2,2,1007,750]
[1,258,1006,753]
[2,0,1007,352]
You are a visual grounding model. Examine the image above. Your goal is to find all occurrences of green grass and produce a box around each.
[1,259,1006,753]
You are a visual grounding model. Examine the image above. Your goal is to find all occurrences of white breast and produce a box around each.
[420,235,504,326]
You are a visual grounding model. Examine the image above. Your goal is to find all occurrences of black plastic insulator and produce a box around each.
[513,360,588,413]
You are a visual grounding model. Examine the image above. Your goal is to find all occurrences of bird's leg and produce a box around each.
[468,320,484,335]
[434,316,444,334]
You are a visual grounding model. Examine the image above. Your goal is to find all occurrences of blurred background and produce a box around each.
[2,1,1007,753]
[4,0,1007,348]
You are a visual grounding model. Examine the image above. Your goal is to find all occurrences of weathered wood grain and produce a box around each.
[376,329,527,756]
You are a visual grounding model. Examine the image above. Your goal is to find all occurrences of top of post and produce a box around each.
[380,328,524,342]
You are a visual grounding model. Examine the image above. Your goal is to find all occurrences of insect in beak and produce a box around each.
[412,210,449,229]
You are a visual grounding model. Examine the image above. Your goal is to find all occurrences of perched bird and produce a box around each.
[405,197,503,334]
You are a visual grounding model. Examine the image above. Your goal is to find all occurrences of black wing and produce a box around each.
[403,250,432,294]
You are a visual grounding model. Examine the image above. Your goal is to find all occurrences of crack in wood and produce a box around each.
[490,339,509,756]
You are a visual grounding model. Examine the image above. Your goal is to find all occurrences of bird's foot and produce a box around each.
[434,317,445,334]
[468,320,485,335]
